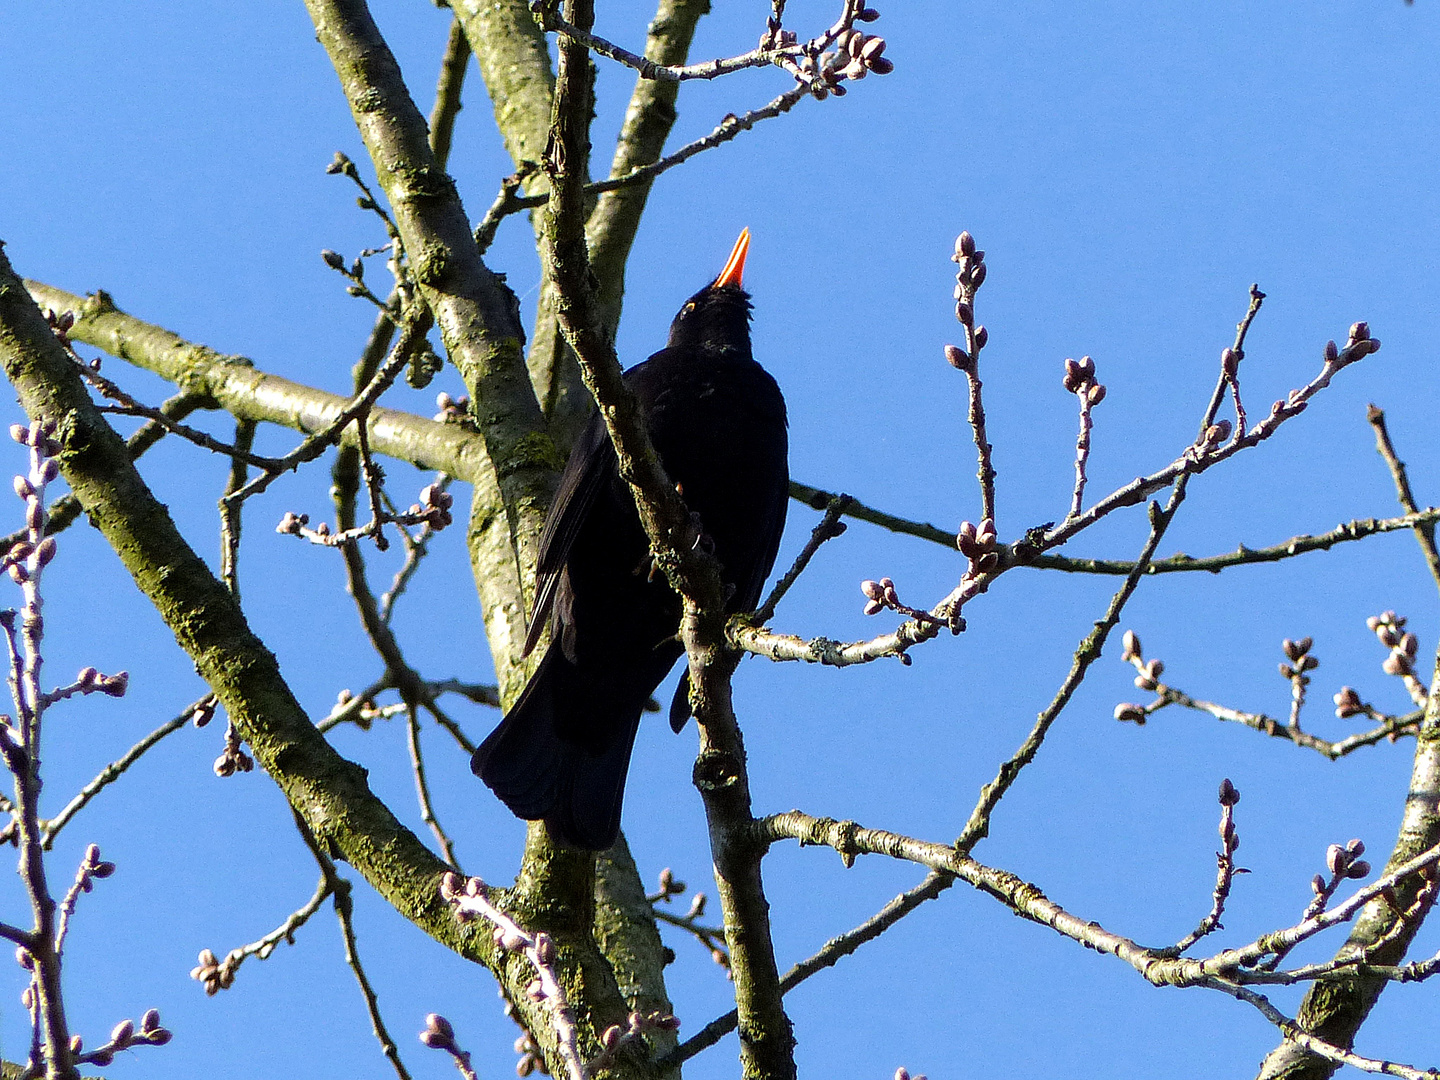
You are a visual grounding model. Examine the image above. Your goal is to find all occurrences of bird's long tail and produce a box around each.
[471,649,638,851]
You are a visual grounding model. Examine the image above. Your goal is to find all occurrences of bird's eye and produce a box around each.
[682,302,696,315]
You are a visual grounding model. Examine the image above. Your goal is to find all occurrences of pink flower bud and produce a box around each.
[1326,844,1347,876]
[1113,703,1146,724]
[1121,630,1142,662]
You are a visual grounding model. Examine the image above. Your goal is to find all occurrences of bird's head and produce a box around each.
[666,228,754,358]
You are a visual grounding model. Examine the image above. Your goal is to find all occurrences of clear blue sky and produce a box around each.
[3,1,1440,1076]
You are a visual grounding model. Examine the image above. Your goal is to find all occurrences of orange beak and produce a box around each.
[712,227,751,289]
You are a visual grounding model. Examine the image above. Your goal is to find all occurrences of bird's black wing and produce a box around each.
[523,413,615,657]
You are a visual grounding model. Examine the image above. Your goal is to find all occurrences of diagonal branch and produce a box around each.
[1367,404,1440,595]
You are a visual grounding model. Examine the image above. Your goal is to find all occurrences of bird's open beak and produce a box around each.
[713,227,751,289]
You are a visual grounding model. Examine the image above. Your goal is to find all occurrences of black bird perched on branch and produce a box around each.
[472,229,789,850]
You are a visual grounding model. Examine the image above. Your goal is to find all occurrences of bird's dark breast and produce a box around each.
[549,352,788,754]
[630,351,789,610]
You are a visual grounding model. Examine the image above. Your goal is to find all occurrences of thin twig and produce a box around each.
[1162,783,1244,957]
[333,875,413,1080]
[40,699,200,848]
[510,84,811,217]
[294,811,414,1080]
[379,475,452,623]
[220,418,257,598]
[534,0,858,88]
[220,313,429,509]
[752,495,851,623]
[81,366,275,468]
[1212,976,1440,1080]
[1034,509,1440,575]
[1368,403,1440,595]
[428,17,471,167]
[405,705,460,870]
[660,869,954,1069]
[191,875,332,994]
[1122,682,1422,761]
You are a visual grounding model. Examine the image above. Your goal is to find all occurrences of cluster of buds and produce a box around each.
[1062,356,1106,407]
[955,517,998,575]
[895,1069,930,1080]
[434,391,471,423]
[407,481,454,531]
[1133,655,1164,691]
[1113,702,1147,724]
[11,421,62,462]
[8,421,63,583]
[1369,610,1419,680]
[859,577,942,641]
[1114,631,1161,723]
[831,28,892,80]
[513,1030,545,1078]
[331,687,385,730]
[276,511,314,537]
[946,231,987,366]
[589,1010,682,1072]
[649,866,686,903]
[1326,839,1369,880]
[190,948,238,994]
[419,1013,477,1078]
[321,247,370,298]
[72,666,129,698]
[1218,777,1240,809]
[758,17,799,50]
[1332,685,1368,721]
[69,1010,172,1067]
[75,843,117,894]
[1279,637,1318,682]
[213,721,254,778]
[406,338,444,391]
[860,577,899,617]
[43,308,77,351]
[1344,321,1381,359]
[1307,839,1372,918]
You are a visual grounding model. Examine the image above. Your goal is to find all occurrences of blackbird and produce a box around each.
[472,229,789,850]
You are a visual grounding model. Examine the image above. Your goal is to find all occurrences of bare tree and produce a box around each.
[0,3,1435,1079]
